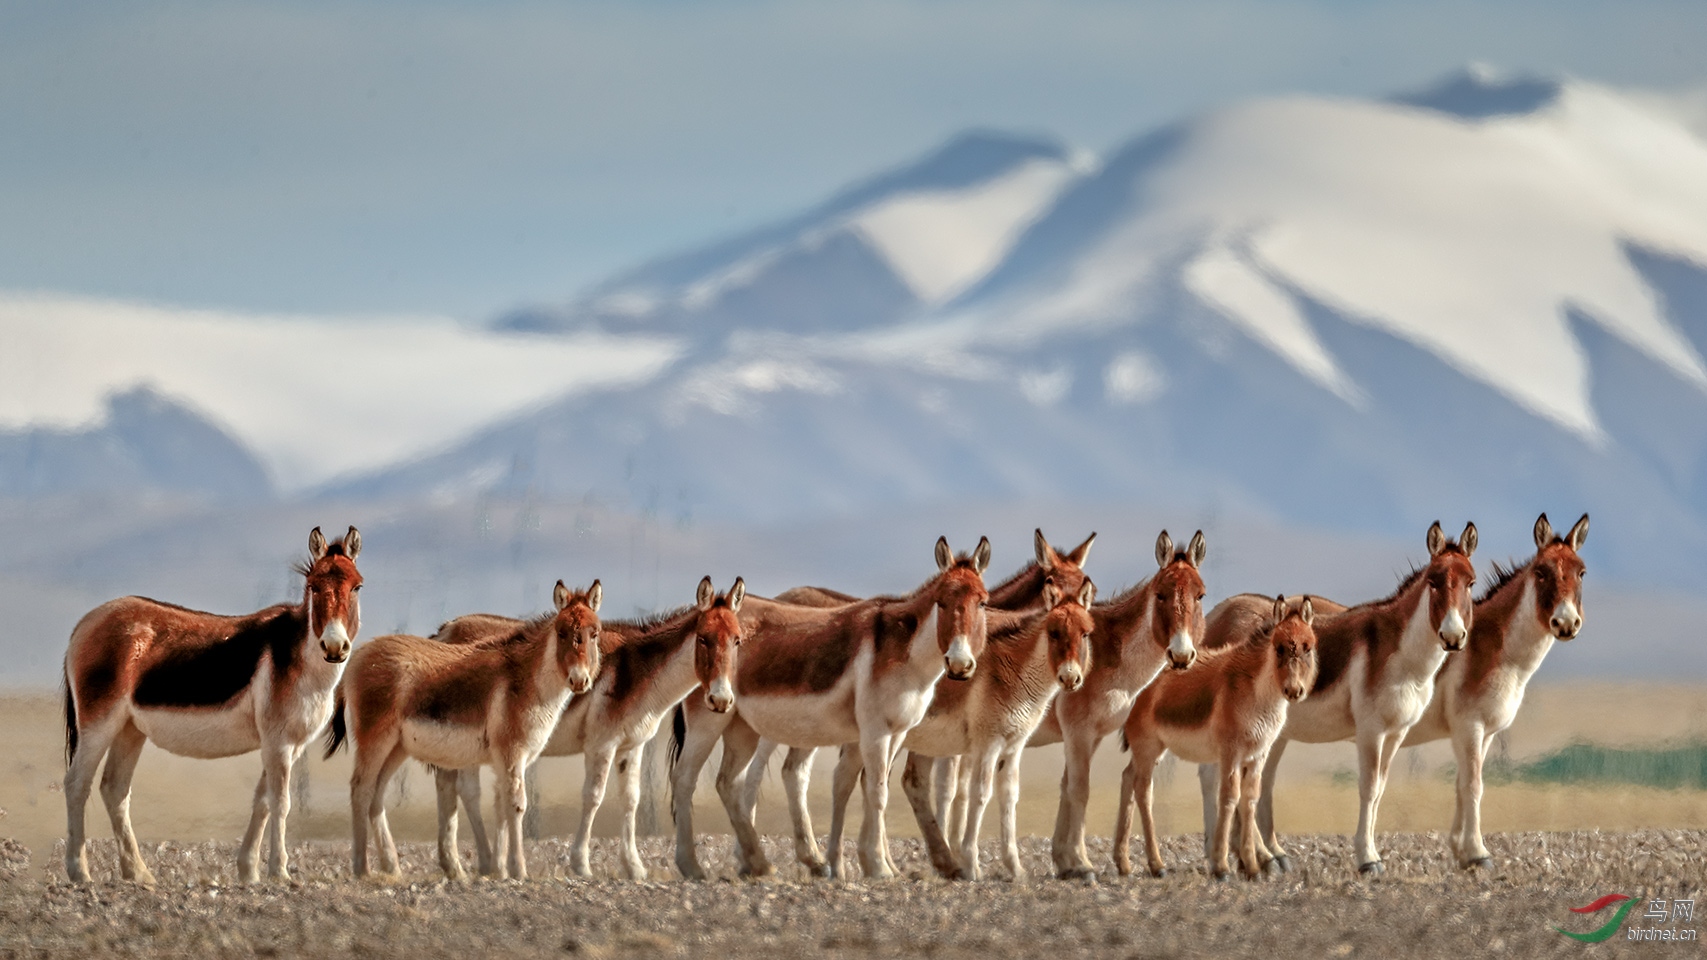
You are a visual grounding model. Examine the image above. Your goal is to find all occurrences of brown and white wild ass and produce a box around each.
[815,577,1097,880]
[429,576,745,880]
[747,528,1095,877]
[1115,595,1318,880]
[1400,512,1588,868]
[62,526,363,883]
[327,580,602,880]
[1196,521,1478,875]
[670,536,993,880]
[1033,529,1207,880]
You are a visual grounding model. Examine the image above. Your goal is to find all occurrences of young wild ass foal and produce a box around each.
[1196,521,1478,875]
[1400,512,1588,868]
[430,576,745,880]
[62,526,363,884]
[670,537,993,880]
[328,580,602,880]
[1034,529,1207,880]
[750,528,1094,877]
[816,577,1097,880]
[1115,595,1318,881]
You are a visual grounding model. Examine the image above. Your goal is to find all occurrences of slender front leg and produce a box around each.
[499,762,529,880]
[1237,758,1265,879]
[900,751,962,879]
[1051,731,1100,879]
[738,738,777,834]
[572,742,621,877]
[669,707,728,881]
[957,745,1002,882]
[261,744,296,880]
[713,721,769,877]
[780,747,828,876]
[1211,753,1240,881]
[615,745,650,880]
[825,745,863,879]
[1452,723,1492,868]
[1136,753,1164,878]
[930,756,957,831]
[456,768,494,876]
[433,767,467,880]
[97,721,155,885]
[239,772,270,883]
[1255,739,1291,870]
[1352,730,1387,874]
[1196,763,1218,861]
[856,732,896,879]
[370,746,408,876]
[995,747,1026,881]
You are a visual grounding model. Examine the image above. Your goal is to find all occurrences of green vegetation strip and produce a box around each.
[1496,742,1707,790]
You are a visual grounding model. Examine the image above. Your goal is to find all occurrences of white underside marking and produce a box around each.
[402,718,490,769]
[132,692,262,759]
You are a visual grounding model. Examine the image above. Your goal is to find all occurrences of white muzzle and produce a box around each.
[945,635,976,679]
[1438,608,1467,650]
[319,617,352,663]
[1550,600,1582,639]
[1167,631,1196,669]
[706,676,735,713]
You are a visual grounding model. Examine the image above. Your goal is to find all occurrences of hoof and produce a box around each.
[807,862,832,879]
[1357,860,1385,877]
[1464,857,1494,871]
[1212,870,1231,882]
[1148,867,1167,879]
[1272,855,1294,874]
[1262,859,1284,878]
[1057,866,1097,885]
[736,863,775,880]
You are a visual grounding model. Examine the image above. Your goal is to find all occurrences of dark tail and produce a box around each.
[1119,729,1129,753]
[62,673,78,767]
[669,702,686,770]
[323,691,348,759]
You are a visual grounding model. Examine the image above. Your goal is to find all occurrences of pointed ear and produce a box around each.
[1567,513,1589,550]
[586,580,603,614]
[344,526,361,560]
[1067,531,1096,566]
[1155,530,1174,568]
[308,526,328,562]
[1273,594,1287,622]
[1042,576,1061,611]
[973,536,992,574]
[1460,522,1478,558]
[1300,596,1315,626]
[697,575,715,611]
[1188,530,1207,568]
[1077,578,1096,608]
[1533,513,1554,550]
[728,577,746,612]
[553,580,571,611]
[1034,529,1053,570]
[1426,521,1445,557]
[935,536,953,572]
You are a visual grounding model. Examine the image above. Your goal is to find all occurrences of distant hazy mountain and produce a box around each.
[0,386,273,501]
[337,70,1707,589]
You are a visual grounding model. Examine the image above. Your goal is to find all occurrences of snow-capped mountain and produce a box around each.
[339,69,1707,589]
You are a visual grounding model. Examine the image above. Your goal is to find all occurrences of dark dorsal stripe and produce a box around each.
[133,605,302,709]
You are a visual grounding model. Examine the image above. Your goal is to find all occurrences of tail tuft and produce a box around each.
[323,692,348,759]
[62,674,78,767]
[1119,729,1129,753]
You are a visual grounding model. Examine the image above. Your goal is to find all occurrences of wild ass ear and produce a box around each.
[1067,531,1096,566]
[728,577,746,612]
[935,536,953,572]
[1035,529,1053,569]
[1273,594,1287,623]
[553,580,571,611]
[1567,513,1589,551]
[308,526,328,562]
[1155,530,1174,568]
[586,580,603,613]
[1042,576,1061,611]
[1077,578,1096,608]
[1426,521,1446,557]
[1533,513,1554,550]
[1460,522,1478,558]
[344,526,361,560]
[697,575,716,611]
[973,536,992,574]
[1188,530,1207,568]
[1300,596,1315,626]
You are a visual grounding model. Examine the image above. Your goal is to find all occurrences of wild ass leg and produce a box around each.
[713,721,770,878]
[1211,750,1241,881]
[1352,730,1389,875]
[370,746,409,876]
[615,744,650,880]
[348,733,399,879]
[825,745,863,880]
[1449,723,1493,868]
[433,767,467,880]
[930,757,958,843]
[65,713,124,882]
[456,768,495,875]
[669,705,729,881]
[260,742,298,880]
[1254,739,1292,871]
[900,752,963,879]
[238,771,270,882]
[856,731,898,880]
[97,721,155,885]
[957,744,1003,882]
[995,747,1027,881]
[1196,763,1217,862]
[572,741,622,877]
[781,747,828,877]
[1051,730,1101,880]
[1124,740,1167,878]
[1237,758,1267,879]
[496,759,531,880]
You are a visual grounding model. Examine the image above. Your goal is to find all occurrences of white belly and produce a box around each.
[132,694,260,759]
[1159,723,1221,765]
[401,718,489,769]
[736,689,861,748]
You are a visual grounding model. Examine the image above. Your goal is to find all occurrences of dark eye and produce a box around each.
[352,584,362,592]
[1577,570,1585,580]
[977,601,987,609]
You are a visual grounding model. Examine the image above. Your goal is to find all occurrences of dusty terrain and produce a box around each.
[1,831,1702,959]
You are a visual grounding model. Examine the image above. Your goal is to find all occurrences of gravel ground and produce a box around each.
[1,830,1702,959]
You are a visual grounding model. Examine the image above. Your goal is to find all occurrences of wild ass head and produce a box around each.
[1423,521,1478,652]
[1033,528,1095,608]
[1531,513,1588,640]
[933,535,993,681]
[1151,529,1207,670]
[1270,594,1318,702]
[303,526,363,663]
[550,579,603,694]
[692,575,745,713]
[1042,576,1096,692]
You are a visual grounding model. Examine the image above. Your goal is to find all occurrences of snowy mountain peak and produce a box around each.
[1391,65,1563,120]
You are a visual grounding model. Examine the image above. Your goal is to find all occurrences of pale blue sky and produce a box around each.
[2,0,1703,318]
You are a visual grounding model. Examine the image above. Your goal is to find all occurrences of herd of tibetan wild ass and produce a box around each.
[57,512,1590,886]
